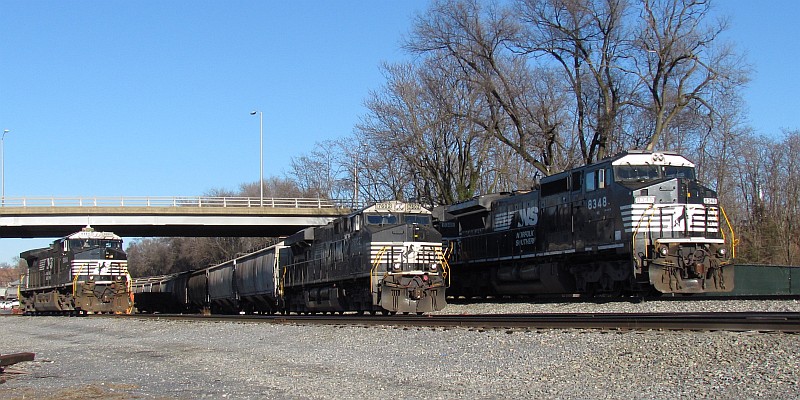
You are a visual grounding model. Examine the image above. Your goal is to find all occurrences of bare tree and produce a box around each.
[630,0,749,151]
[358,59,494,204]
[516,0,630,162]
[127,237,177,277]
[406,0,564,176]
[288,139,344,199]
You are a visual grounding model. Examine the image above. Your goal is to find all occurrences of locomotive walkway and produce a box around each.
[0,196,353,238]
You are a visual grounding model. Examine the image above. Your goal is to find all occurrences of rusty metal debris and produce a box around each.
[0,352,35,373]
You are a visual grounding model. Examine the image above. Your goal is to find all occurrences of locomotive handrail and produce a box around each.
[632,203,657,265]
[719,206,737,259]
[370,246,390,293]
[435,250,451,286]
[0,196,354,209]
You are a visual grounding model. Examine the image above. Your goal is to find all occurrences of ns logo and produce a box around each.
[494,206,539,231]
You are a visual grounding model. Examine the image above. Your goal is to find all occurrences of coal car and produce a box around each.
[177,242,284,315]
[438,150,735,297]
[131,271,190,313]
[19,227,133,314]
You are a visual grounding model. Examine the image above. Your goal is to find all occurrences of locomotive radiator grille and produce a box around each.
[369,242,446,294]
[368,242,443,269]
[71,260,130,282]
[621,204,719,236]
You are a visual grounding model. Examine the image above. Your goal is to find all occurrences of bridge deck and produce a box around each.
[0,196,354,238]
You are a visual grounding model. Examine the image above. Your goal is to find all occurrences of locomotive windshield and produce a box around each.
[614,165,695,184]
[366,214,398,225]
[365,214,431,225]
[404,215,431,225]
[68,239,123,251]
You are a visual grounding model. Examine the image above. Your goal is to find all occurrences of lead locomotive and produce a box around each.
[19,227,133,314]
[438,150,734,297]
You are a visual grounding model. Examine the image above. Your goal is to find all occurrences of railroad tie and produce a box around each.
[0,352,36,374]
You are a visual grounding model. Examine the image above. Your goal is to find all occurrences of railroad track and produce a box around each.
[110,312,800,333]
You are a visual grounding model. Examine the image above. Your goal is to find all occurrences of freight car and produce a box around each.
[134,201,449,315]
[437,150,735,298]
[178,242,285,314]
[19,227,133,315]
[131,271,190,313]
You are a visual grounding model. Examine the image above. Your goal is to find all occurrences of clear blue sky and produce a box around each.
[0,0,797,264]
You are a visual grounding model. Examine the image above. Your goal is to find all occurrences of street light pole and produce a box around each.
[250,111,263,206]
[354,150,358,209]
[1,129,10,205]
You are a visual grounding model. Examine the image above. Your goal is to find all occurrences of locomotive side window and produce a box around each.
[571,171,582,192]
[586,171,596,192]
[585,169,608,192]
[541,176,569,197]
[598,169,606,188]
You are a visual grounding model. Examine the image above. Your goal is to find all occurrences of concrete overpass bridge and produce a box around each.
[0,196,354,238]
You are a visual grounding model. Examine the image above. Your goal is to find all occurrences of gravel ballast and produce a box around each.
[1,299,799,399]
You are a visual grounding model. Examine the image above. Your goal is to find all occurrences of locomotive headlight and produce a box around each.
[658,246,669,257]
[717,248,727,257]
[429,263,439,272]
[392,263,402,271]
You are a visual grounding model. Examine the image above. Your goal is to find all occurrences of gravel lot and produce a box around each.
[1,299,799,399]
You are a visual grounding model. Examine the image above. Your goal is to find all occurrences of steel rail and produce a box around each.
[108,312,800,333]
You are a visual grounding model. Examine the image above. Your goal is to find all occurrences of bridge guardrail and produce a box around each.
[0,196,354,209]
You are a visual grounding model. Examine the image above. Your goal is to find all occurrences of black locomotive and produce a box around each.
[133,201,449,314]
[437,150,735,297]
[19,227,133,314]
[282,200,448,314]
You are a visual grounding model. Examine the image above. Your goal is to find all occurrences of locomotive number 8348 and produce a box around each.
[438,150,735,297]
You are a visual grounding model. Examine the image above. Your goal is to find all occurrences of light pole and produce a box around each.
[1,129,10,205]
[249,111,263,206]
[353,148,358,209]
